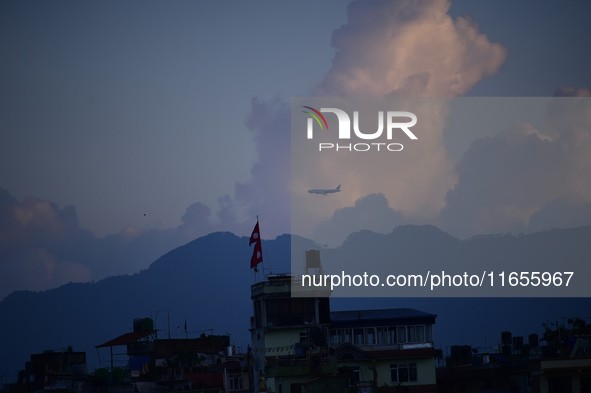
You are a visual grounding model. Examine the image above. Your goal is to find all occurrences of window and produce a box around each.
[388,327,397,344]
[330,329,341,347]
[396,327,406,343]
[408,326,416,342]
[425,324,433,342]
[254,301,262,329]
[377,327,388,344]
[266,298,316,327]
[407,326,426,343]
[365,328,375,345]
[329,325,433,347]
[343,329,352,344]
[266,299,278,326]
[416,326,425,342]
[390,363,417,383]
[229,374,243,391]
[354,328,364,345]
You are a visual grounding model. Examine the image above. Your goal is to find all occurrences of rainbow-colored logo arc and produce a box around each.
[302,106,328,130]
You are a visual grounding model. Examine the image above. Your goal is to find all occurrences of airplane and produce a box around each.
[308,184,342,195]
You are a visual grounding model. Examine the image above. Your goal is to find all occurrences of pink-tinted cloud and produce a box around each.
[554,86,591,97]
[0,190,94,298]
[291,0,508,239]
[315,0,507,97]
[0,188,223,300]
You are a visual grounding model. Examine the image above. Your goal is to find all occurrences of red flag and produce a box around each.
[249,221,260,245]
[251,240,262,269]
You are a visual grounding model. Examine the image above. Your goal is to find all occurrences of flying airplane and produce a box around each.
[308,184,342,195]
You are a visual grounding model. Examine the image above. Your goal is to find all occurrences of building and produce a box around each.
[250,274,332,393]
[329,309,437,392]
[250,274,438,393]
[437,329,591,393]
[18,350,87,393]
[96,319,251,392]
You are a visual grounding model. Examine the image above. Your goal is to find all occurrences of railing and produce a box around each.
[170,390,222,393]
[80,387,135,393]
[80,385,222,393]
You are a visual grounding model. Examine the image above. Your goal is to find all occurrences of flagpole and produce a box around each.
[259,216,266,279]
[254,214,261,284]
[255,215,258,284]
[254,214,265,284]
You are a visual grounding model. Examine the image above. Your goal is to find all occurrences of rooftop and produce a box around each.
[330,308,436,327]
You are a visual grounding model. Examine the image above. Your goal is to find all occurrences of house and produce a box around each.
[438,328,591,393]
[329,309,437,392]
[21,350,87,393]
[96,319,251,392]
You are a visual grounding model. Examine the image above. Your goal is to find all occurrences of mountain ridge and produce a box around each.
[1,225,590,378]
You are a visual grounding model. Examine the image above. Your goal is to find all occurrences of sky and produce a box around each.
[1,0,591,301]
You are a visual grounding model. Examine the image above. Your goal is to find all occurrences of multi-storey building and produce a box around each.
[250,274,332,393]
[250,274,438,393]
[328,308,437,392]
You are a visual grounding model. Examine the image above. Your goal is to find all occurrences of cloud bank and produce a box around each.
[0,189,93,299]
[0,188,224,300]
[311,193,406,246]
[441,96,591,238]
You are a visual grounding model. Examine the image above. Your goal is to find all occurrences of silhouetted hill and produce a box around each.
[1,226,590,377]
[0,232,317,375]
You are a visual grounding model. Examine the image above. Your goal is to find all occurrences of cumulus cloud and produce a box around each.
[291,0,508,239]
[214,0,512,242]
[0,190,94,299]
[216,97,291,238]
[291,98,457,239]
[178,202,216,237]
[315,0,507,97]
[0,188,224,300]
[311,193,407,246]
[441,97,591,238]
